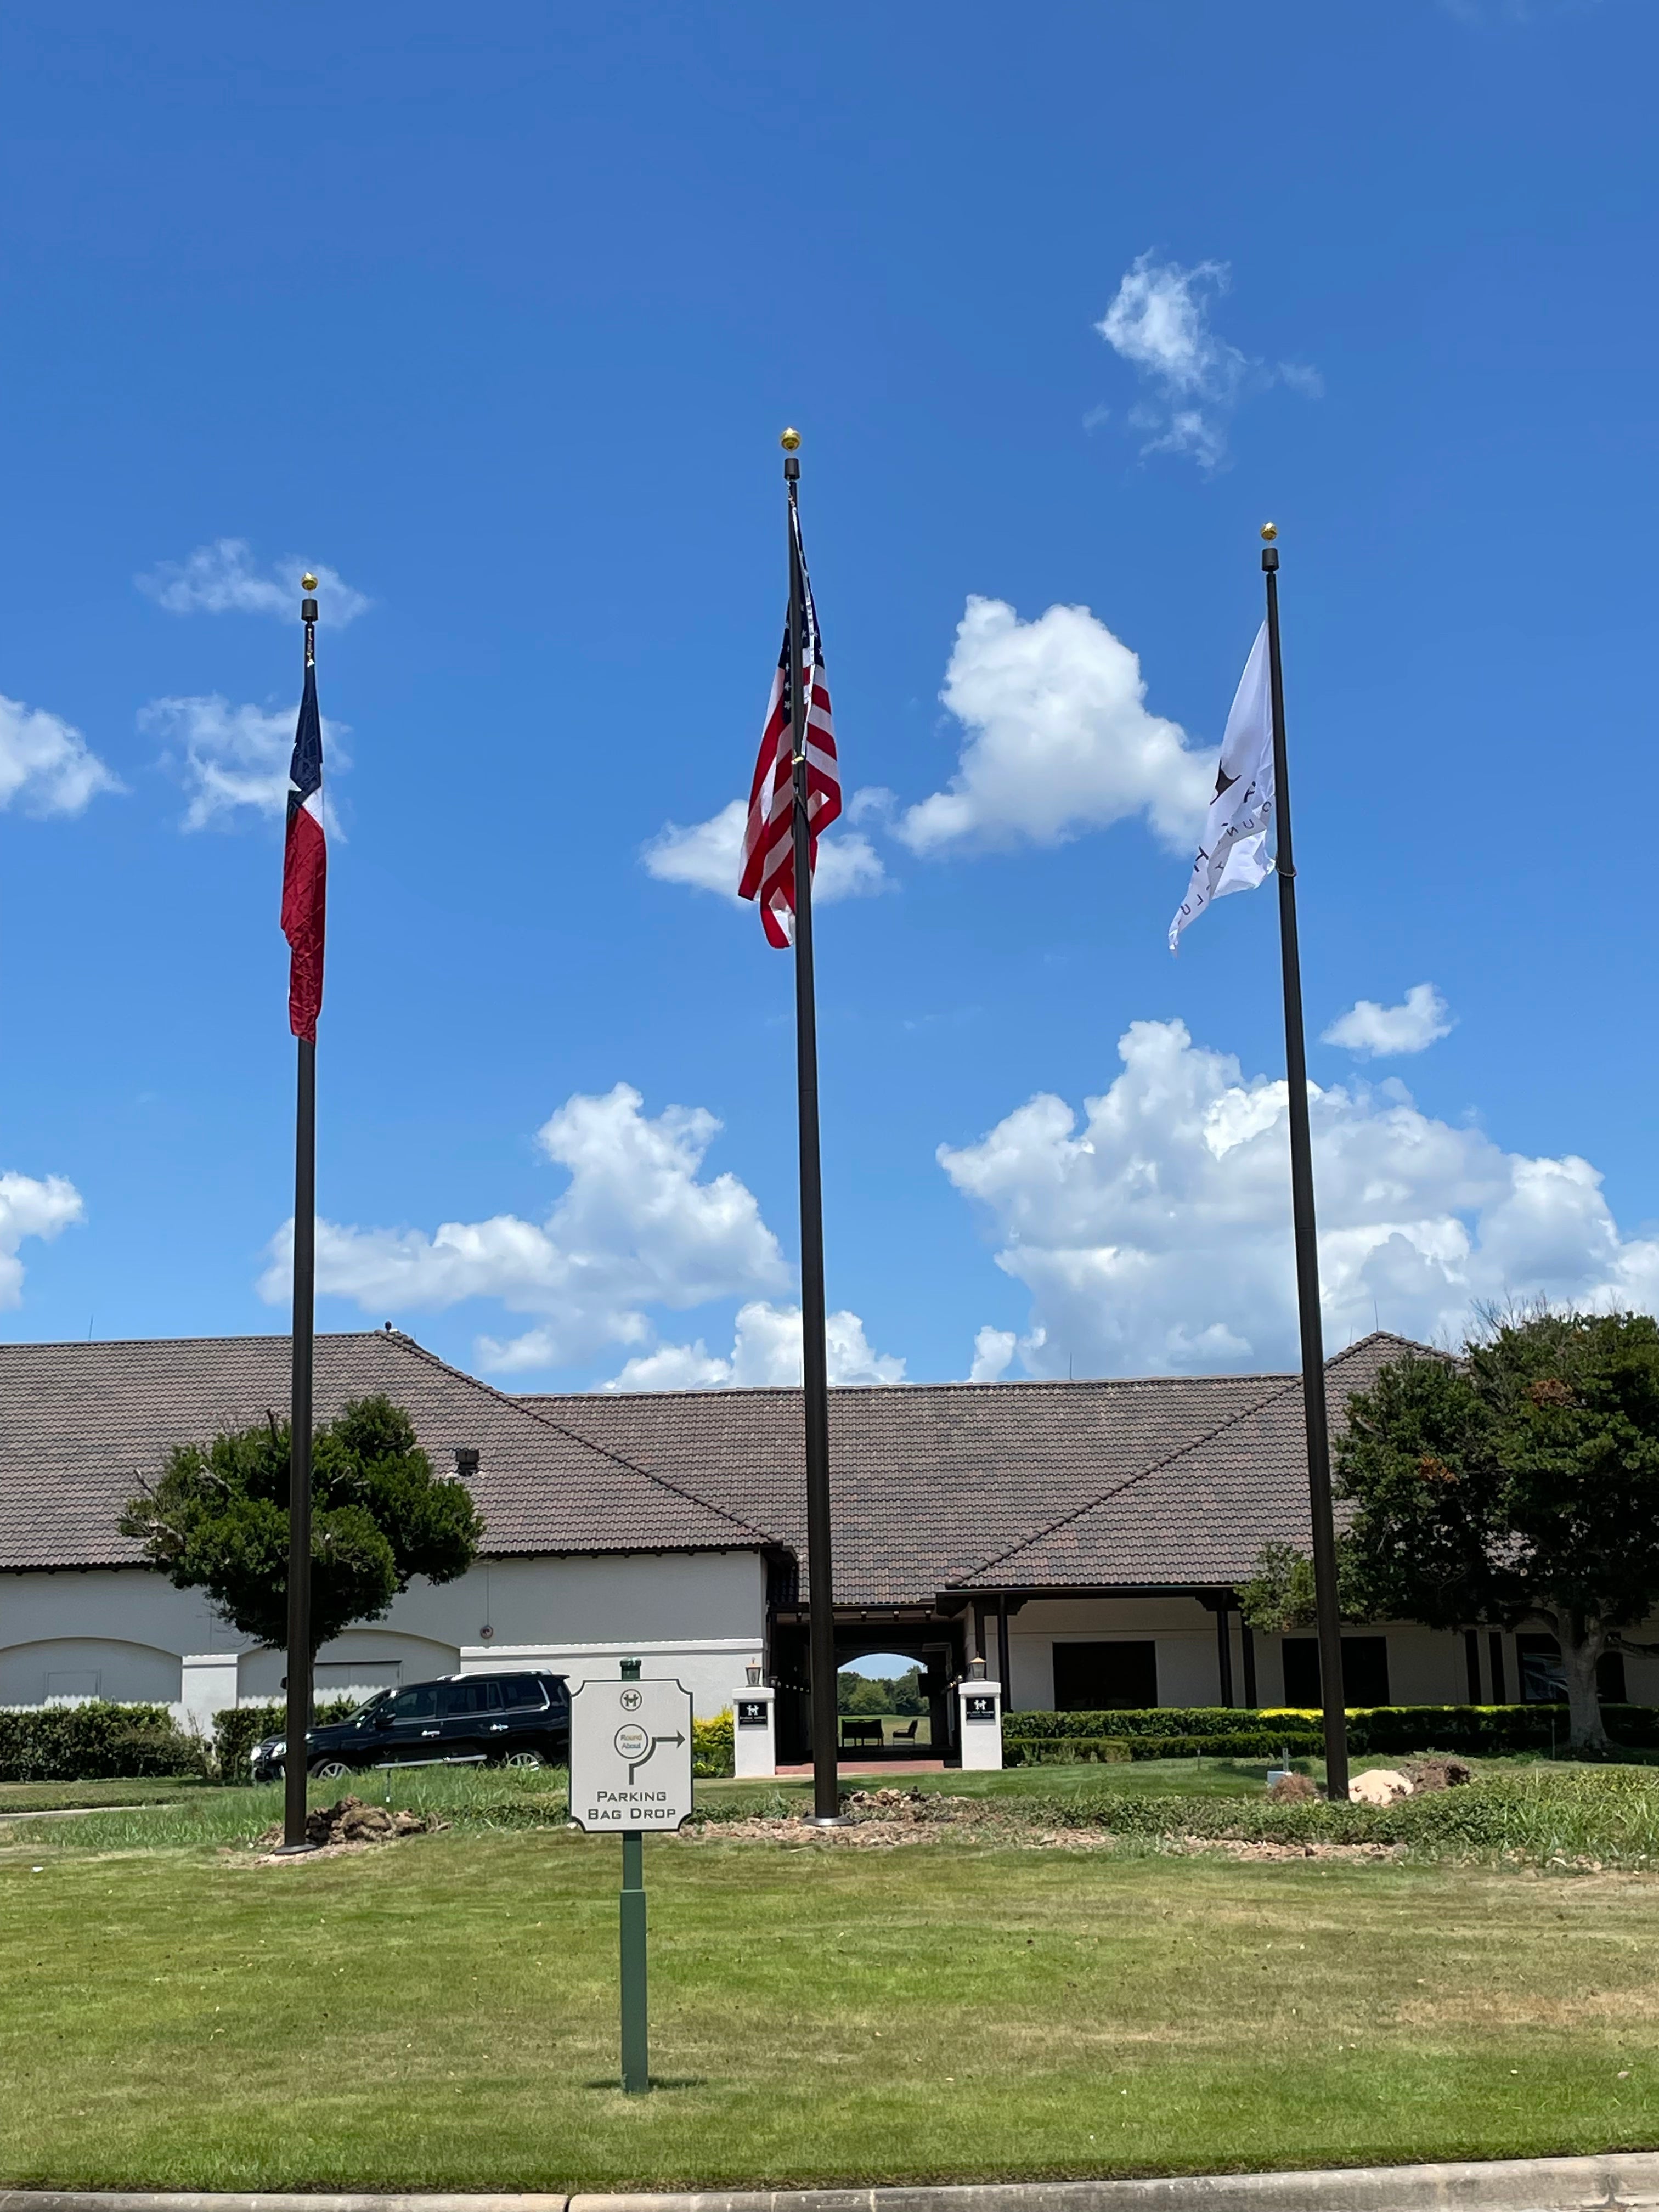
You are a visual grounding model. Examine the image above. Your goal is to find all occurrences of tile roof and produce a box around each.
[528,1331,1429,1606]
[0,1330,764,1573]
[0,1326,1431,1601]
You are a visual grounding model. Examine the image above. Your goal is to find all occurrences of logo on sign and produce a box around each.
[966,1695,996,1721]
[619,1688,643,1712]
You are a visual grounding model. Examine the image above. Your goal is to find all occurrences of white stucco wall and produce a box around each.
[0,1548,768,1734]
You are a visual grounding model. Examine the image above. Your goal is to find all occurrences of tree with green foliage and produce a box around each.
[1239,1540,1369,1637]
[1328,1311,1659,1752]
[120,1396,484,1699]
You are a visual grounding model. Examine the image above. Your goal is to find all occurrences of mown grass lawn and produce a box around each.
[2,1815,1658,2193]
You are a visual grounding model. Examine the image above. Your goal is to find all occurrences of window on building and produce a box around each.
[1279,1636,1391,1708]
[1052,1640,1158,1710]
[1516,1634,1626,1704]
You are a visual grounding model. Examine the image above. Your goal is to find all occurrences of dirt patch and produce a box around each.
[246,1795,446,1862]
[1403,1756,1474,1791]
[1170,1836,1407,1863]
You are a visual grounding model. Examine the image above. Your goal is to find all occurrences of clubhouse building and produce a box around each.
[1,1325,1650,1753]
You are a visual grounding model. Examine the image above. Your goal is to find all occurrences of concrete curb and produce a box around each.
[5,2154,1659,2212]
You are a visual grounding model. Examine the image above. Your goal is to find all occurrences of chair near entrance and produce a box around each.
[837,1716,925,1750]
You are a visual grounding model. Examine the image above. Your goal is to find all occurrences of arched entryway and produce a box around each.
[770,1620,964,1764]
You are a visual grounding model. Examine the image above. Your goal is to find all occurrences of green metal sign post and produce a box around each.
[567,1655,693,2098]
[619,1825,648,2093]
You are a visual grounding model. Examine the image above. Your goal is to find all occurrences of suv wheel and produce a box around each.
[311,1758,353,1781]
[503,1748,545,1769]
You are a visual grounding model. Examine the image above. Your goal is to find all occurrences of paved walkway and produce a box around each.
[774,1758,946,1776]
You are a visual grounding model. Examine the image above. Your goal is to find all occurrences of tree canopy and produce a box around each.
[120,1395,484,1661]
[1331,1311,1659,1748]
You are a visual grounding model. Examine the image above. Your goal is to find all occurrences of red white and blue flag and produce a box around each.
[737,502,840,947]
[281,644,326,1042]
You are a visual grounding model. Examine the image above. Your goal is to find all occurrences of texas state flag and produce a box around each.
[280,651,326,1043]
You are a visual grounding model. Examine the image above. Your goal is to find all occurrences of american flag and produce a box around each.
[737,501,841,947]
[280,639,327,1042]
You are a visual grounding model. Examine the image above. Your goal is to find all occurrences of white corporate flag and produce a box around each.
[1168,622,1275,951]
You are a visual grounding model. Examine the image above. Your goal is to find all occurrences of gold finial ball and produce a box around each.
[301,572,319,592]
[780,427,802,452]
[1259,522,1277,543]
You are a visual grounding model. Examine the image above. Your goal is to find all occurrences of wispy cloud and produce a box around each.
[0,693,122,817]
[137,539,370,625]
[142,693,349,832]
[1094,252,1321,470]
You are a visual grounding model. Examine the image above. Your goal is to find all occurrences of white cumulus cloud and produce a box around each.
[602,1300,905,1392]
[137,539,370,625]
[642,797,888,905]
[1095,253,1320,470]
[939,1017,1659,1377]
[0,695,121,817]
[969,1325,1017,1383]
[898,597,1213,857]
[261,1084,794,1376]
[142,695,350,832]
[0,1170,84,1306]
[1323,984,1454,1059]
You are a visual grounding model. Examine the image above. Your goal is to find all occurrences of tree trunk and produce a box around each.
[1559,1621,1610,1753]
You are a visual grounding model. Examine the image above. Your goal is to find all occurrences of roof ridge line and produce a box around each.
[951,1370,1306,1587]
[386,1336,780,1550]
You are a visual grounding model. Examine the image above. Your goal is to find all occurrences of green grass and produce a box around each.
[3,1818,1659,2191]
[0,1776,217,1816]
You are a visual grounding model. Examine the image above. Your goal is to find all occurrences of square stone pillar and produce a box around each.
[956,1677,1003,1771]
[733,1683,777,1778]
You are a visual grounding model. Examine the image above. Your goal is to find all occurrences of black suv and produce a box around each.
[251,1670,570,1782]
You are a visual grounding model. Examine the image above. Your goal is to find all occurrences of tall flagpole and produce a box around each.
[1261,524,1350,1803]
[782,432,842,1827]
[281,579,320,1853]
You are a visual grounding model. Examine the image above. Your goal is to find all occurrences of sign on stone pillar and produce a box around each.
[733,1683,777,1779]
[956,1677,1004,1771]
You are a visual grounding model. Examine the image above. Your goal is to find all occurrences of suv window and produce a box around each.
[391,1684,439,1722]
[500,1674,548,1711]
[442,1679,504,1717]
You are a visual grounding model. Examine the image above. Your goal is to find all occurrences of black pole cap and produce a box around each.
[1261,548,1279,573]
[301,596,319,621]
[783,456,800,481]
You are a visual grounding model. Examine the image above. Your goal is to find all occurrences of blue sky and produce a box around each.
[2,1,1655,1391]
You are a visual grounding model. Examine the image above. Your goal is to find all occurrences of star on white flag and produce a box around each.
[1169,622,1276,951]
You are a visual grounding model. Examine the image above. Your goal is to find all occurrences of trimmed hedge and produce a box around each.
[0,1701,207,1783]
[692,1711,735,1778]
[211,1699,359,1782]
[1002,1704,1659,1759]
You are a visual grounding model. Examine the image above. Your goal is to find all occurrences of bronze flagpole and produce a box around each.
[781,430,842,1826]
[280,578,321,1852]
[1261,523,1351,1803]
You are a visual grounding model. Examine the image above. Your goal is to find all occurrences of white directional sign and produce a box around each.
[568,1675,694,1831]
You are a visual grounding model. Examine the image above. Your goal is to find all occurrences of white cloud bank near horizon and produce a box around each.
[0,1170,84,1306]
[946,1018,1659,1379]
[259,1081,903,1390]
[138,539,370,625]
[1323,983,1454,1059]
[1094,252,1321,470]
[0,693,122,817]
